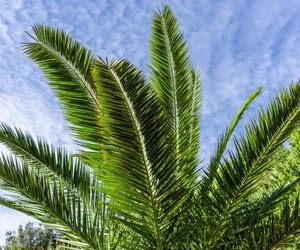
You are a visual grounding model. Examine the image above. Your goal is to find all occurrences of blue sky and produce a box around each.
[1,0,300,244]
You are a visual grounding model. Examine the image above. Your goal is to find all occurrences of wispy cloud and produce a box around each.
[1,0,300,244]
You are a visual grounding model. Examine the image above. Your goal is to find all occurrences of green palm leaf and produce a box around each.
[204,82,300,248]
[206,87,262,185]
[23,24,102,162]
[92,58,194,248]
[0,154,100,249]
[150,5,201,181]
[92,59,162,248]
[0,123,96,202]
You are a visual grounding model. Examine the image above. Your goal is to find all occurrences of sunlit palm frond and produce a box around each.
[92,58,164,248]
[204,82,300,248]
[23,25,102,162]
[150,5,201,183]
[205,87,262,186]
[1,4,300,250]
[92,58,195,248]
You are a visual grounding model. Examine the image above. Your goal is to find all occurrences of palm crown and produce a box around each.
[1,5,300,249]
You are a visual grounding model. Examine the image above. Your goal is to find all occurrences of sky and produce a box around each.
[1,0,300,245]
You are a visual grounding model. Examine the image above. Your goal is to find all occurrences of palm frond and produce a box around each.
[23,24,102,161]
[247,197,300,249]
[92,58,193,248]
[150,5,201,180]
[0,154,101,249]
[0,123,96,203]
[205,87,262,186]
[1,5,300,249]
[187,71,202,175]
[204,82,300,248]
[244,181,299,223]
[92,58,165,248]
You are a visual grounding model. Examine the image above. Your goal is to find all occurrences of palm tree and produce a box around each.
[1,5,300,249]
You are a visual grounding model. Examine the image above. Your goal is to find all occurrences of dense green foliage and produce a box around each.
[2,223,58,250]
[0,5,300,249]
[261,128,300,200]
[270,129,300,189]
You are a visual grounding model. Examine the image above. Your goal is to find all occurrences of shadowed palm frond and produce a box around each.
[0,154,101,249]
[0,123,97,202]
[245,197,300,250]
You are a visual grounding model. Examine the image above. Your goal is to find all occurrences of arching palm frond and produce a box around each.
[23,25,102,163]
[204,82,300,249]
[205,87,262,186]
[179,88,262,248]
[0,124,126,248]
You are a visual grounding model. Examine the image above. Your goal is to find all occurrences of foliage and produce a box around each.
[0,4,300,249]
[2,222,58,250]
[264,127,300,192]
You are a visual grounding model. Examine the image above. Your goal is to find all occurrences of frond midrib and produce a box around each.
[161,16,179,159]
[188,73,198,145]
[109,66,163,249]
[35,40,101,114]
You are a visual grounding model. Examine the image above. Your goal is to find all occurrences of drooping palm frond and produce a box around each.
[0,123,96,202]
[0,154,101,249]
[0,124,127,248]
[23,25,102,162]
[150,5,201,182]
[203,82,300,248]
